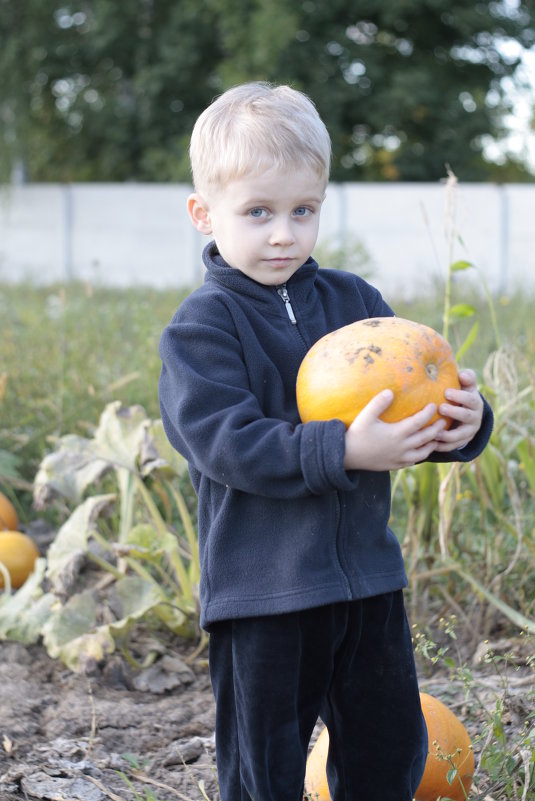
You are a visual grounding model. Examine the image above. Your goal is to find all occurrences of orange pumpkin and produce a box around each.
[304,692,474,801]
[416,692,475,801]
[0,531,40,589]
[0,491,19,531]
[304,726,330,800]
[296,317,460,429]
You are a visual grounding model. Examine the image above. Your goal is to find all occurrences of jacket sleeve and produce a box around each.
[158,301,360,500]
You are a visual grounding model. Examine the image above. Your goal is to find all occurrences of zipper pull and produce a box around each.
[277,285,297,325]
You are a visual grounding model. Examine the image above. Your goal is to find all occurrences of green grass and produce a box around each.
[1,279,535,801]
[394,287,534,371]
[0,282,188,495]
[1,279,534,509]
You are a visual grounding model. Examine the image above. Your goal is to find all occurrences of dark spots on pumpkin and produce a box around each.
[363,319,382,327]
[406,365,413,372]
[345,344,382,365]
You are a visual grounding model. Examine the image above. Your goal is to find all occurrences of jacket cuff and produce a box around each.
[300,419,360,495]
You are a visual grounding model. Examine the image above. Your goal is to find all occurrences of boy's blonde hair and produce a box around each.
[189,82,331,194]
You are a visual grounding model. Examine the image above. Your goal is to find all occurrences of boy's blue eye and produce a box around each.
[249,208,266,218]
[294,207,310,217]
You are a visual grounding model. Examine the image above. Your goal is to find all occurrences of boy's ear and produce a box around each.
[187,193,212,235]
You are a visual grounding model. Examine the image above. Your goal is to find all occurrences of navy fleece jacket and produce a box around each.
[159,243,493,629]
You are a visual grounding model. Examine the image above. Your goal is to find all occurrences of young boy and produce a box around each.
[159,82,493,801]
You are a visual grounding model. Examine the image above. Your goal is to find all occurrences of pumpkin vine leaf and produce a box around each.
[0,401,202,673]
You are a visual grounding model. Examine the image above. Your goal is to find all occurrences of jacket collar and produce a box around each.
[202,242,319,303]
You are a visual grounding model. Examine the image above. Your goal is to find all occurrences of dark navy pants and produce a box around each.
[208,590,427,801]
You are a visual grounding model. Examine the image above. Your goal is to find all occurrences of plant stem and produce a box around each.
[0,559,12,594]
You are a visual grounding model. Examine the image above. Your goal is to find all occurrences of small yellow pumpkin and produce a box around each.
[0,491,19,531]
[304,692,474,801]
[296,317,460,429]
[0,531,40,589]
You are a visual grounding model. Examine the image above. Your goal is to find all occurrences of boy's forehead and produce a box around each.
[210,166,327,203]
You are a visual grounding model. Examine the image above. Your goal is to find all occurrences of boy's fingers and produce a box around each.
[458,368,476,387]
[406,402,439,430]
[352,393,442,432]
[348,390,393,427]
[418,402,438,419]
[365,389,394,417]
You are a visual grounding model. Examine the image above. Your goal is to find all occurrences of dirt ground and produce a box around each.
[0,637,219,801]
[1,633,534,801]
[1,515,533,801]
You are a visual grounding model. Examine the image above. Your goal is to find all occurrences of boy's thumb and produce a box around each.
[365,388,394,418]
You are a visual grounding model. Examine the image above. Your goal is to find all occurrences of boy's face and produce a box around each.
[188,167,325,286]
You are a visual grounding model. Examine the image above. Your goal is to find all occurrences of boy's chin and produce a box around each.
[249,263,304,286]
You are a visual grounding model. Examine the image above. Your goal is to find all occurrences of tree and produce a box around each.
[216,0,535,181]
[1,0,534,182]
[0,0,224,181]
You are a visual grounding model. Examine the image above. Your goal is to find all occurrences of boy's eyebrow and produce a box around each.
[238,194,325,207]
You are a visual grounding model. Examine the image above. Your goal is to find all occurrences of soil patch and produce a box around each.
[1,632,533,801]
[1,639,218,801]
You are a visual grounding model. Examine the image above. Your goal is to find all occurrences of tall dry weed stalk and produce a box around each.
[395,170,535,642]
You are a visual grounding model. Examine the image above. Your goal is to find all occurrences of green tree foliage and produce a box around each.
[1,0,534,182]
[217,0,535,181]
[0,0,224,181]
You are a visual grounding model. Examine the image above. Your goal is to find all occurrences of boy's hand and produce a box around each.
[343,368,484,471]
[431,368,484,452]
[343,390,448,472]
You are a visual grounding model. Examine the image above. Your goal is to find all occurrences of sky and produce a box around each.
[485,33,535,173]
[503,49,535,171]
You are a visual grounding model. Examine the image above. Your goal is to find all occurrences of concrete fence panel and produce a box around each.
[0,182,533,297]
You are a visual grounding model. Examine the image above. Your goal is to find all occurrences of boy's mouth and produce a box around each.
[266,257,293,267]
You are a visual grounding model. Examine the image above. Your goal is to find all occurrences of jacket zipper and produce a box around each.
[277,284,297,325]
[278,285,350,597]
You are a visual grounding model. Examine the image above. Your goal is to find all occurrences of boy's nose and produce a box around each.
[269,218,295,246]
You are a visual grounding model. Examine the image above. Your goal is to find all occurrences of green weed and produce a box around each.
[414,622,535,800]
[0,282,187,493]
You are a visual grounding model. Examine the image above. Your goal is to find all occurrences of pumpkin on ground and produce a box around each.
[304,726,330,800]
[0,531,40,590]
[304,692,474,801]
[0,491,19,531]
[416,692,475,801]
[296,317,460,429]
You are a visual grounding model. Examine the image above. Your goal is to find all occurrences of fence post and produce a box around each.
[498,184,509,295]
[63,183,74,281]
